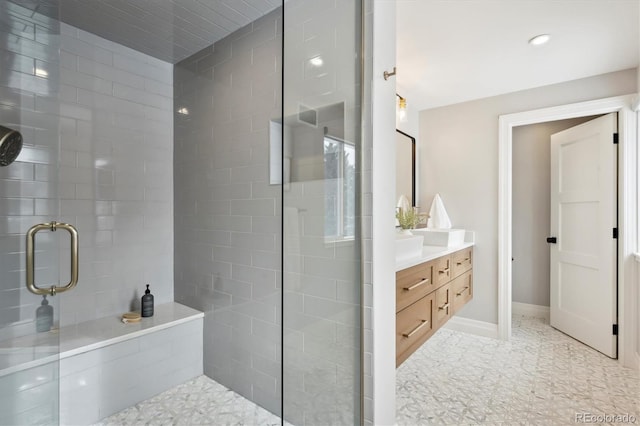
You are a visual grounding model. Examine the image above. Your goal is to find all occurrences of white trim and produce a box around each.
[512,302,550,321]
[498,94,638,368]
[444,316,499,339]
[370,1,398,424]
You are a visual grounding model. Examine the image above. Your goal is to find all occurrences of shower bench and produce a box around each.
[0,302,203,425]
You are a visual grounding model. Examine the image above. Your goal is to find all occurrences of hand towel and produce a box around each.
[427,193,452,229]
[396,194,411,214]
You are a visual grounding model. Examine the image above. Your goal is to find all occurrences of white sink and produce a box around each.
[411,228,466,247]
[396,234,424,263]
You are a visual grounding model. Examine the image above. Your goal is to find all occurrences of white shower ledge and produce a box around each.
[0,302,203,378]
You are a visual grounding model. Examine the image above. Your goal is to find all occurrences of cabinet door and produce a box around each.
[432,255,451,287]
[451,247,472,279]
[396,293,434,366]
[434,283,452,329]
[396,261,434,312]
[452,270,473,313]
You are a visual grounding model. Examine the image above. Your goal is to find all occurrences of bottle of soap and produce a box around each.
[36,295,53,332]
[141,284,154,317]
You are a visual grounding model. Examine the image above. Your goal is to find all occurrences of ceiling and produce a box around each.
[396,0,640,111]
[56,0,280,63]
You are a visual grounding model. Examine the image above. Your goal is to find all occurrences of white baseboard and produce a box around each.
[512,302,550,321]
[444,316,499,339]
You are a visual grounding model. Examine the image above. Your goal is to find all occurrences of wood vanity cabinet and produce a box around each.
[396,246,473,366]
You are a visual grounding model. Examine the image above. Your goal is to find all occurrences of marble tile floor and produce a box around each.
[397,315,640,425]
[96,375,282,426]
[98,315,639,425]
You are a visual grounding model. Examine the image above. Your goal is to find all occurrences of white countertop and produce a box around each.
[0,302,203,378]
[396,242,475,271]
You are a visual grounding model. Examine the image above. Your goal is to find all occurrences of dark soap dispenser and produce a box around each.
[36,295,53,332]
[141,284,154,317]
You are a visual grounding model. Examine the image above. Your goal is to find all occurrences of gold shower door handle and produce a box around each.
[26,221,79,296]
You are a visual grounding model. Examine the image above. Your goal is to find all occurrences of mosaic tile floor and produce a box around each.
[97,375,281,426]
[99,315,639,425]
[397,315,640,425]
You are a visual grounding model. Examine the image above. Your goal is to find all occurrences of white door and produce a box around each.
[549,113,617,358]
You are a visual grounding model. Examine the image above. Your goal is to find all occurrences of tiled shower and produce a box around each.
[0,0,364,425]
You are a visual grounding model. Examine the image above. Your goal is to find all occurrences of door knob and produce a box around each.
[546,237,557,244]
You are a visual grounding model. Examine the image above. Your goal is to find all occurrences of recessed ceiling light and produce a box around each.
[177,107,189,115]
[35,68,48,77]
[528,34,551,46]
[309,56,324,67]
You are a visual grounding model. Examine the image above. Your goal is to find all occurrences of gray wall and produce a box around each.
[282,1,363,424]
[418,68,637,324]
[173,9,283,416]
[174,1,363,423]
[0,2,173,337]
[0,4,173,423]
[57,24,174,326]
[512,117,596,307]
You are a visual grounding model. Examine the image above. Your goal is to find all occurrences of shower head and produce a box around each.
[0,125,23,166]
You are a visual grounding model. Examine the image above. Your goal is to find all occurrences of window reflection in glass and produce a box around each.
[324,136,355,240]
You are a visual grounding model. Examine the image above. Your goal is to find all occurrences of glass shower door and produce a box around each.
[0,1,62,424]
[282,0,363,424]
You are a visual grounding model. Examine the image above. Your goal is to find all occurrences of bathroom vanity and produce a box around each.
[396,243,474,366]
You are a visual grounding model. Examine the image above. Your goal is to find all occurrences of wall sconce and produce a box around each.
[397,93,408,123]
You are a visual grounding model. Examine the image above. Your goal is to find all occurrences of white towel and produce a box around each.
[396,194,411,213]
[427,193,452,229]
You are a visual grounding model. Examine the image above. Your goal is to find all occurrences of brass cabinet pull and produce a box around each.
[456,258,470,266]
[402,320,429,338]
[456,286,469,296]
[26,221,79,296]
[438,268,450,275]
[438,303,450,311]
[403,278,429,291]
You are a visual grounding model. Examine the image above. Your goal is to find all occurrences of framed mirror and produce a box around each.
[396,129,416,207]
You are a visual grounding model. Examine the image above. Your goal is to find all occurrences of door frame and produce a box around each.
[498,94,638,368]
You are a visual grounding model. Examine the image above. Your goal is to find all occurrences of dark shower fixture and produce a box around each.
[0,125,23,166]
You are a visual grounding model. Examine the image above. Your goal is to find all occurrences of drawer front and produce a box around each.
[433,255,451,287]
[434,283,452,329]
[396,261,434,312]
[396,293,434,365]
[452,270,473,314]
[451,247,473,279]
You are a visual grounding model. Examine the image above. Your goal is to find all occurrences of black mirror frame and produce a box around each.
[396,129,416,207]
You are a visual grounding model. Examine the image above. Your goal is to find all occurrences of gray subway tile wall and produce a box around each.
[2,0,368,423]
[0,5,62,425]
[56,24,174,325]
[363,1,374,424]
[0,0,174,336]
[0,1,63,344]
[173,7,283,417]
[282,0,363,424]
